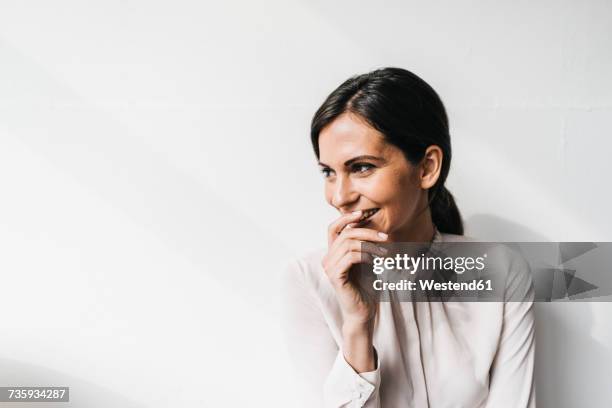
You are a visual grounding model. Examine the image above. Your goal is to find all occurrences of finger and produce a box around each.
[336,227,388,247]
[337,220,360,236]
[339,240,388,258]
[328,210,363,246]
[326,240,382,272]
[329,250,367,286]
[344,222,358,231]
[358,241,388,257]
[329,228,388,264]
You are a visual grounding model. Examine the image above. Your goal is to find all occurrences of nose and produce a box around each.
[331,174,358,210]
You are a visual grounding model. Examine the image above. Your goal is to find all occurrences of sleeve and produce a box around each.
[281,258,382,408]
[485,251,536,408]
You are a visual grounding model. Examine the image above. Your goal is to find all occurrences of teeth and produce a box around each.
[358,208,379,222]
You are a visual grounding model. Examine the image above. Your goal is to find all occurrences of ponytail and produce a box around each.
[429,186,463,235]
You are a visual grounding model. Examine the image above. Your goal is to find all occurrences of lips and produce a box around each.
[357,208,380,223]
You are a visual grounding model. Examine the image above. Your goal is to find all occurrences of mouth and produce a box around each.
[356,208,380,223]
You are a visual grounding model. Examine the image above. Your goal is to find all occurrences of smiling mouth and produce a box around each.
[357,208,380,223]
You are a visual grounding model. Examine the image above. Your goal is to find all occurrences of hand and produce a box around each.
[321,210,388,327]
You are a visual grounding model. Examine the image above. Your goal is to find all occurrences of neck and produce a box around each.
[390,206,436,243]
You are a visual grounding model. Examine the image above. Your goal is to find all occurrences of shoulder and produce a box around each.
[440,232,534,302]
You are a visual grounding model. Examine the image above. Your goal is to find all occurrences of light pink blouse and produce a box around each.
[281,230,535,407]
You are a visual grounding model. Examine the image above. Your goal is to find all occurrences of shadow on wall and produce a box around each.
[535,304,612,407]
[466,214,612,408]
[0,358,144,408]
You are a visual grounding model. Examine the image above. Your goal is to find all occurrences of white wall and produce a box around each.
[0,0,610,406]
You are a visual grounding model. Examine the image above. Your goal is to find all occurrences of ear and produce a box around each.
[419,145,443,189]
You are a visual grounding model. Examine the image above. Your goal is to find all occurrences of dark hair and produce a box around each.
[310,67,463,235]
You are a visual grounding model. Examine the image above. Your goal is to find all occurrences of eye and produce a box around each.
[320,167,334,178]
[351,163,375,174]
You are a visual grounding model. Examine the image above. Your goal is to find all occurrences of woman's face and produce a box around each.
[318,112,434,240]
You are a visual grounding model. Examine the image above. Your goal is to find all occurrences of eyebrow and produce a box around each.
[318,155,386,168]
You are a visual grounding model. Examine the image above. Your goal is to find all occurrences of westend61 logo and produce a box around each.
[372,253,487,275]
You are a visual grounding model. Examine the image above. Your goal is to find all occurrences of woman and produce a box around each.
[282,68,535,407]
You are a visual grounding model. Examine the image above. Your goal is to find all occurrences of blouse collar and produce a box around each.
[432,227,443,243]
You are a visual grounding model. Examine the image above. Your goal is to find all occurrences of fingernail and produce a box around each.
[378,232,388,239]
[378,246,388,254]
[352,210,361,216]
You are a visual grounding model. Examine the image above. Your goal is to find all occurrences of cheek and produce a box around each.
[362,181,396,205]
[324,183,334,205]
[366,171,417,205]
[370,172,422,221]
